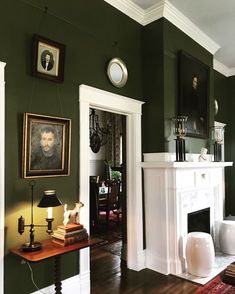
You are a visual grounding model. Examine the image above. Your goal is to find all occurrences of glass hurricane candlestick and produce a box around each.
[211,126,225,162]
[172,116,188,162]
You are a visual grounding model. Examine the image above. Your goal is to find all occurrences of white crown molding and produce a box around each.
[142,1,164,25]
[162,1,220,55]
[228,67,235,77]
[104,0,235,75]
[214,59,230,77]
[104,0,145,25]
[213,59,235,77]
[104,0,220,55]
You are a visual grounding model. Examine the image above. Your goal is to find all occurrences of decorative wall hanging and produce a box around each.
[89,109,110,153]
[22,112,71,178]
[107,57,128,88]
[178,51,209,138]
[32,34,65,82]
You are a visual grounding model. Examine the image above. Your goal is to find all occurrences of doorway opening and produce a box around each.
[79,84,145,292]
[89,108,127,259]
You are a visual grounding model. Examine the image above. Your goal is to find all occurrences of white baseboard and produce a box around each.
[146,252,169,275]
[31,274,90,294]
[128,249,146,271]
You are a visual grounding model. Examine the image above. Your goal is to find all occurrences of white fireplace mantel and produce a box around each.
[141,153,233,276]
[141,161,232,169]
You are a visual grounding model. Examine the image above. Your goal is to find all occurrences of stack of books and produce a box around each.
[223,262,235,286]
[52,223,88,246]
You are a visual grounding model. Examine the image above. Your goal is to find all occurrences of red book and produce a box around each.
[57,223,83,233]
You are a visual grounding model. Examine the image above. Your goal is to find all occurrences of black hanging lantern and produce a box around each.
[211,126,225,162]
[89,109,111,153]
[172,116,188,162]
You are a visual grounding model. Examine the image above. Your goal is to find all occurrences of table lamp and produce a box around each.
[18,181,62,252]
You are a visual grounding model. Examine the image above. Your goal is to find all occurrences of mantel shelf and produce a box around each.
[141,161,233,169]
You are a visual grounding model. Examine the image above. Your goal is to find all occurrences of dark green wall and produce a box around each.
[214,71,235,215]
[163,19,214,153]
[2,1,235,292]
[142,18,215,154]
[226,76,235,215]
[142,19,164,153]
[1,1,143,293]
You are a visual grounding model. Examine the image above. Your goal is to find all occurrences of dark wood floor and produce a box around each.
[90,244,201,294]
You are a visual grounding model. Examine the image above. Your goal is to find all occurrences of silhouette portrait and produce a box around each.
[32,34,65,82]
[40,50,54,71]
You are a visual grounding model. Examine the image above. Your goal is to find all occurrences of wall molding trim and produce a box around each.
[214,59,230,77]
[104,0,235,74]
[228,67,235,77]
[105,0,220,55]
[214,59,229,76]
[142,1,164,25]
[162,1,220,55]
[104,0,145,24]
[0,61,5,294]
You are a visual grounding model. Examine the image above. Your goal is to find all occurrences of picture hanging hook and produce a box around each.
[29,180,36,189]
[113,41,120,57]
[44,6,48,14]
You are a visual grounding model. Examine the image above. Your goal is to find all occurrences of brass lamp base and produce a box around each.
[21,242,42,252]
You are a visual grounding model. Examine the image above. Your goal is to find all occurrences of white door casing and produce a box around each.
[0,61,6,294]
[79,85,145,292]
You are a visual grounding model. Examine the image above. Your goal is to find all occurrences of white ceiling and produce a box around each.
[105,0,235,76]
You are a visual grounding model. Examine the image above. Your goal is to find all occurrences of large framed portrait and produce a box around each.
[178,51,209,138]
[32,34,65,82]
[22,113,71,178]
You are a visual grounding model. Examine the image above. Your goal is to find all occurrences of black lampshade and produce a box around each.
[37,190,62,208]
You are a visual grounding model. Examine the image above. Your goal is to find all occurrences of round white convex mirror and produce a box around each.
[107,57,128,88]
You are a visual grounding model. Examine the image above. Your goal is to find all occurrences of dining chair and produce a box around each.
[90,177,100,228]
[98,180,121,224]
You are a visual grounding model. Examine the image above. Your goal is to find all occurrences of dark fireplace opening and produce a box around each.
[188,208,210,234]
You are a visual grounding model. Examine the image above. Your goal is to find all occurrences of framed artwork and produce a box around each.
[32,34,65,82]
[22,113,71,178]
[178,51,209,138]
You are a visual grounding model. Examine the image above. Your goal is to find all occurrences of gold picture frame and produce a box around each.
[22,113,71,178]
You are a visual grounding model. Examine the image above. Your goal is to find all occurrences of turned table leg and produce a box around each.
[54,256,62,294]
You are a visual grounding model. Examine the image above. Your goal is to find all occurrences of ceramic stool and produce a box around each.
[219,220,235,255]
[186,232,215,277]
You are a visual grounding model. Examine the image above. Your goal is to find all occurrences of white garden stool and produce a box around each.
[186,232,215,277]
[219,220,235,255]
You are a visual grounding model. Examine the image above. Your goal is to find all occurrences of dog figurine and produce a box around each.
[63,202,84,227]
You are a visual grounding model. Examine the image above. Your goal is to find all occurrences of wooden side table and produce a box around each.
[11,238,102,294]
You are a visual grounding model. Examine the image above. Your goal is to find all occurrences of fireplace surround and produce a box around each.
[188,207,210,234]
[141,153,233,275]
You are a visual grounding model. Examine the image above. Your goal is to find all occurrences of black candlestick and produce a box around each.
[214,142,222,162]
[175,137,186,162]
